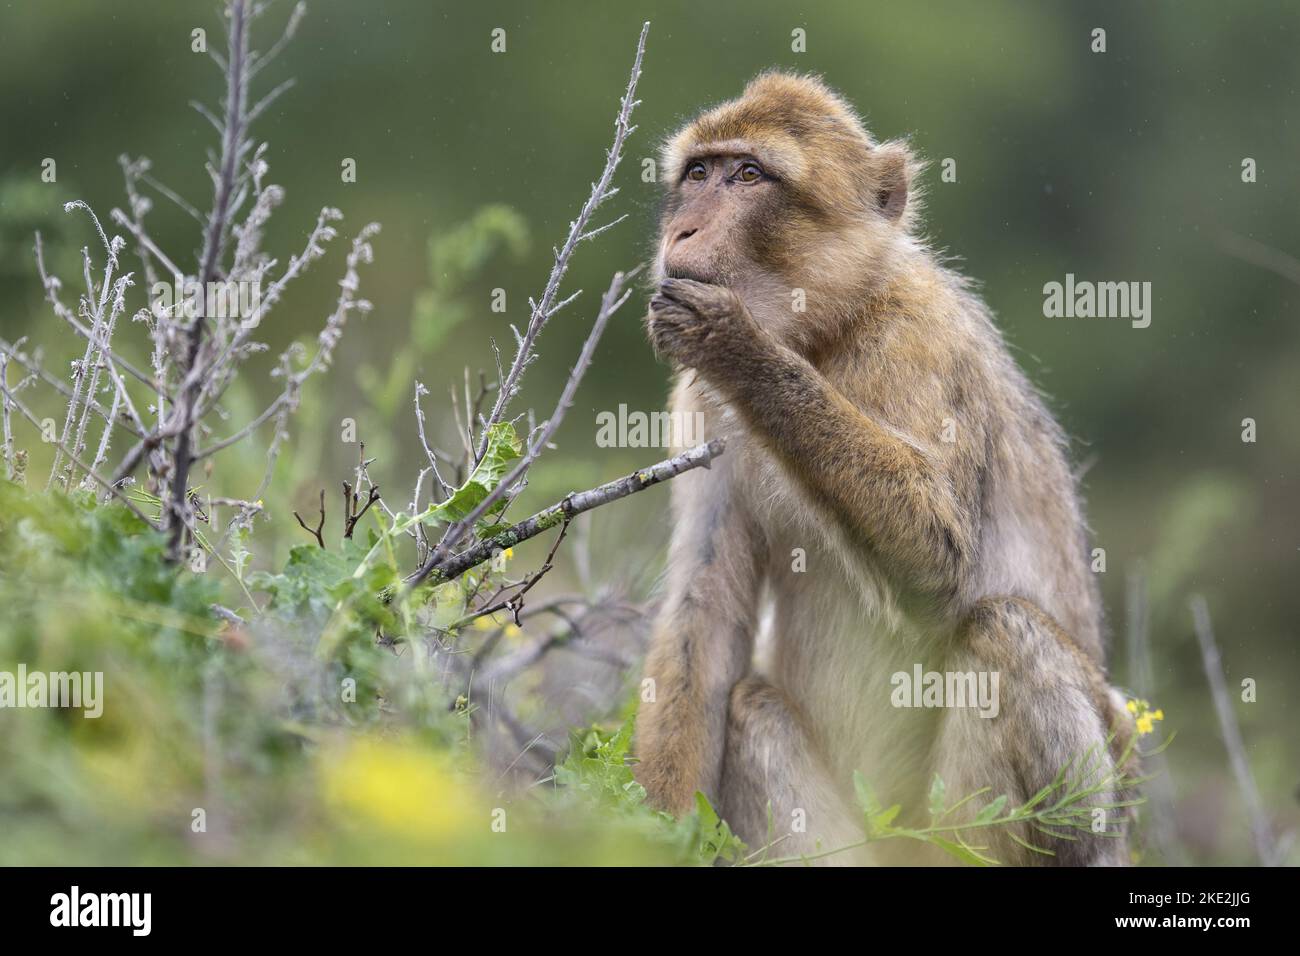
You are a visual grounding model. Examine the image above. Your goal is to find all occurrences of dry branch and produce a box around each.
[415,438,725,587]
[1189,594,1276,866]
[13,0,376,570]
[472,21,650,469]
[407,22,653,593]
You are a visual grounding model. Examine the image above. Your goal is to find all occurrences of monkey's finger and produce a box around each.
[658,277,710,302]
[649,294,696,318]
[657,278,704,305]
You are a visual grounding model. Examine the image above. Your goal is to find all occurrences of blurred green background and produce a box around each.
[0,0,1296,863]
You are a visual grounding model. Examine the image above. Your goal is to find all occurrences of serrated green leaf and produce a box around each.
[420,422,521,527]
[694,791,746,865]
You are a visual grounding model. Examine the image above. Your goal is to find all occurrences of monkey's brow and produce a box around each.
[681,146,790,184]
[685,139,789,175]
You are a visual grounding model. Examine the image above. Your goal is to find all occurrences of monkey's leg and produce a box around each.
[718,676,867,865]
[636,458,765,814]
[931,597,1136,866]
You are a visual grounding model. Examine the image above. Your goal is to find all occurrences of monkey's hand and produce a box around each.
[646,278,760,374]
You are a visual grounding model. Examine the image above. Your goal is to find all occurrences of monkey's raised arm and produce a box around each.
[635,454,765,814]
[649,278,977,604]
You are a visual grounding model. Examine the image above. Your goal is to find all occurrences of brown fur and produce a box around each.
[635,71,1135,865]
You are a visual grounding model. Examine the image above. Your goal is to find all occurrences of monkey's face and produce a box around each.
[657,150,781,291]
[653,72,918,347]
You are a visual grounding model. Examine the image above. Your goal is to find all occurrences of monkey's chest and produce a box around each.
[761,520,946,809]
[738,437,947,800]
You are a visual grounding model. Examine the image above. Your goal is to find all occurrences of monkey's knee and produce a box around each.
[719,678,863,863]
[933,597,1135,866]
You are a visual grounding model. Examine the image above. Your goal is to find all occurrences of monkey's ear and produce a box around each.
[873,144,911,223]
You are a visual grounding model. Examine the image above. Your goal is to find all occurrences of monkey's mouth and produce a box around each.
[664,265,721,285]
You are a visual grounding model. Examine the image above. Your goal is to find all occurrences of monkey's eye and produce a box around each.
[736,162,763,184]
[685,161,708,182]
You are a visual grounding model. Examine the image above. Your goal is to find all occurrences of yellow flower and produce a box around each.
[502,547,514,560]
[322,737,477,840]
[1126,697,1165,737]
[503,623,521,639]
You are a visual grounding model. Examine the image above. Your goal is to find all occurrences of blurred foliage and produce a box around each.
[357,204,528,423]
[0,482,734,865]
[0,175,75,279]
[0,0,1296,864]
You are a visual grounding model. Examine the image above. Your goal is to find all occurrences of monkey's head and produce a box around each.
[655,71,922,346]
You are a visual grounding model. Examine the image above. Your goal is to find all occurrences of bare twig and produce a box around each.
[1124,566,1185,865]
[1189,594,1276,866]
[293,489,326,549]
[16,0,375,586]
[142,174,204,226]
[0,346,14,481]
[342,480,381,540]
[193,221,378,462]
[472,21,649,467]
[1218,230,1300,287]
[451,520,571,630]
[412,265,639,587]
[412,438,725,587]
[0,338,144,440]
[0,374,150,524]
[210,603,246,627]
[166,0,260,558]
[414,381,451,500]
[248,0,306,79]
[48,204,125,490]
[107,206,186,281]
[404,24,651,594]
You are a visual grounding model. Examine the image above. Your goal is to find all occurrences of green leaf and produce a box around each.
[853,771,882,819]
[930,836,994,866]
[927,773,947,818]
[554,719,642,809]
[429,581,468,630]
[869,804,902,836]
[420,422,521,527]
[693,791,746,865]
[1007,832,1056,857]
[1021,784,1055,812]
[974,794,1009,825]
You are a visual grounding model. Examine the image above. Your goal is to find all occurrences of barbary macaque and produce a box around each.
[636,71,1135,865]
